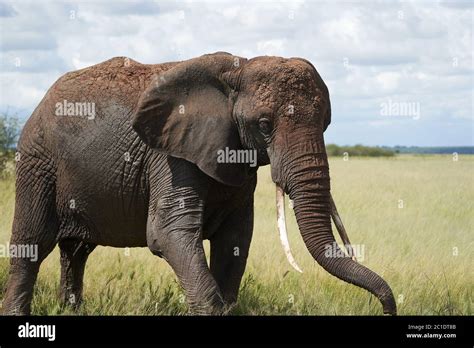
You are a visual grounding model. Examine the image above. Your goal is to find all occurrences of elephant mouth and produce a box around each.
[275,184,357,273]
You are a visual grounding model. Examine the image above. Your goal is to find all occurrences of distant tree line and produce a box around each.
[389,146,474,155]
[326,144,395,157]
[0,112,20,177]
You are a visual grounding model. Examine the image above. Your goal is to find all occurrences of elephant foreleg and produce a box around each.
[58,239,96,309]
[148,224,226,314]
[147,186,225,315]
[210,195,254,307]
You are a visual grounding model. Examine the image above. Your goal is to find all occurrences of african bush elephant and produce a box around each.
[1,52,396,315]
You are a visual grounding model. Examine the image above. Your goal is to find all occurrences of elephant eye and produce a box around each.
[258,118,272,134]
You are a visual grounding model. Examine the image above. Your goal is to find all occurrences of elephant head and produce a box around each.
[132,52,397,315]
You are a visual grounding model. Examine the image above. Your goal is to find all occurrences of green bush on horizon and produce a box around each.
[326,144,395,157]
[0,113,20,178]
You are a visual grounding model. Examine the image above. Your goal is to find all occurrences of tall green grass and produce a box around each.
[0,155,472,315]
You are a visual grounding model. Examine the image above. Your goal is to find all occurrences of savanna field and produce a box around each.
[0,155,472,315]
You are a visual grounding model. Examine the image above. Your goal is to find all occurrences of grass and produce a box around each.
[0,155,472,315]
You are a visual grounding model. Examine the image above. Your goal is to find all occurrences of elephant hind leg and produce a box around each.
[2,158,58,315]
[58,239,96,309]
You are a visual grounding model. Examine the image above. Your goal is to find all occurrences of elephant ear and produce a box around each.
[132,53,249,187]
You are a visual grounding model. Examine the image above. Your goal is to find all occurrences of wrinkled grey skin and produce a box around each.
[1,53,396,315]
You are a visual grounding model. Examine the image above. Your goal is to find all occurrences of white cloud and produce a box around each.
[256,39,286,55]
[376,72,401,91]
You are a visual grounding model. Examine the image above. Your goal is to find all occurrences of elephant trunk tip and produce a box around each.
[381,293,397,316]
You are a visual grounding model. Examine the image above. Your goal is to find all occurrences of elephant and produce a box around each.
[1,52,396,315]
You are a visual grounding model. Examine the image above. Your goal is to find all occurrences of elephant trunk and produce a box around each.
[278,137,397,315]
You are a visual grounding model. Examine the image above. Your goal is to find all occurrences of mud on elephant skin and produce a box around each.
[1,52,396,315]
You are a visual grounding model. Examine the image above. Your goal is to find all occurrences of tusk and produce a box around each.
[276,185,303,273]
[329,193,357,262]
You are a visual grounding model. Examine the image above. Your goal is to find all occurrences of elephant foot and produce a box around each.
[1,301,31,316]
[186,295,229,316]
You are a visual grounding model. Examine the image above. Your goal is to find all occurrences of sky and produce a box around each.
[0,0,472,146]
